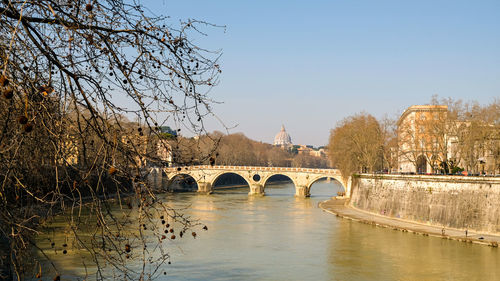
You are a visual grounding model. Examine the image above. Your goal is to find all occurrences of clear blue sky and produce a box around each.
[144,0,500,146]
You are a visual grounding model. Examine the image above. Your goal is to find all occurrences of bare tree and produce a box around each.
[379,115,398,172]
[328,113,384,179]
[455,100,500,174]
[0,0,222,279]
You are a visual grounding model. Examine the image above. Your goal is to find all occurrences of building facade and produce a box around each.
[397,105,500,174]
[397,105,449,173]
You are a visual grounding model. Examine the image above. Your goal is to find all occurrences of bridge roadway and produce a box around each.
[153,165,351,197]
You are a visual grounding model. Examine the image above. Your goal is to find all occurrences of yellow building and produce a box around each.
[397,104,499,174]
[397,105,449,173]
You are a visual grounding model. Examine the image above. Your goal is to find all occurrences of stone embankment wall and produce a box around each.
[349,174,500,234]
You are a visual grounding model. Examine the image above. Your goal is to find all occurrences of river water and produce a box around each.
[36,180,500,280]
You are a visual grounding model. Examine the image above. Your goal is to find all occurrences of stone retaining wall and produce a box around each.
[350,174,500,234]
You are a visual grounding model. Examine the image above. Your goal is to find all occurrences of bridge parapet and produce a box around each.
[165,165,342,174]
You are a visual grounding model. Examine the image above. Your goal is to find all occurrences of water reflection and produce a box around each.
[35,180,500,281]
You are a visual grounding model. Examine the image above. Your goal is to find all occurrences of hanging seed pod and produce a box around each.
[125,244,131,253]
[85,3,93,12]
[23,123,33,133]
[17,116,28,125]
[134,175,141,182]
[2,87,13,99]
[0,75,8,86]
[108,167,117,175]
[40,85,54,96]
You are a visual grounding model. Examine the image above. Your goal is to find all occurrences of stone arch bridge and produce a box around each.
[153,165,351,197]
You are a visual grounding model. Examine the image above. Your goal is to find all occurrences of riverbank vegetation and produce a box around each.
[0,1,222,279]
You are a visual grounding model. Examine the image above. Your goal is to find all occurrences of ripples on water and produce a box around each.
[36,180,500,281]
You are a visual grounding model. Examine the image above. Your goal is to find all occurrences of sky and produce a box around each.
[143,0,500,147]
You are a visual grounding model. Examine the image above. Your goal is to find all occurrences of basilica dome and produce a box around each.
[274,125,292,146]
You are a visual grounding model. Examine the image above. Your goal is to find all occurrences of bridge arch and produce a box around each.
[167,173,198,192]
[306,175,345,197]
[210,172,251,191]
[262,173,297,189]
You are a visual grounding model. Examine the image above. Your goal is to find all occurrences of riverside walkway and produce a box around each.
[320,198,500,247]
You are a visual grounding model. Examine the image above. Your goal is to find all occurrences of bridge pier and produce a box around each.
[197,182,213,194]
[295,185,310,198]
[249,184,265,195]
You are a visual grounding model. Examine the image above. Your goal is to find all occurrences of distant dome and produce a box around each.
[274,125,292,146]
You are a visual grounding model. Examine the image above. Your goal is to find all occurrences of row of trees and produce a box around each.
[446,98,499,173]
[328,97,500,179]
